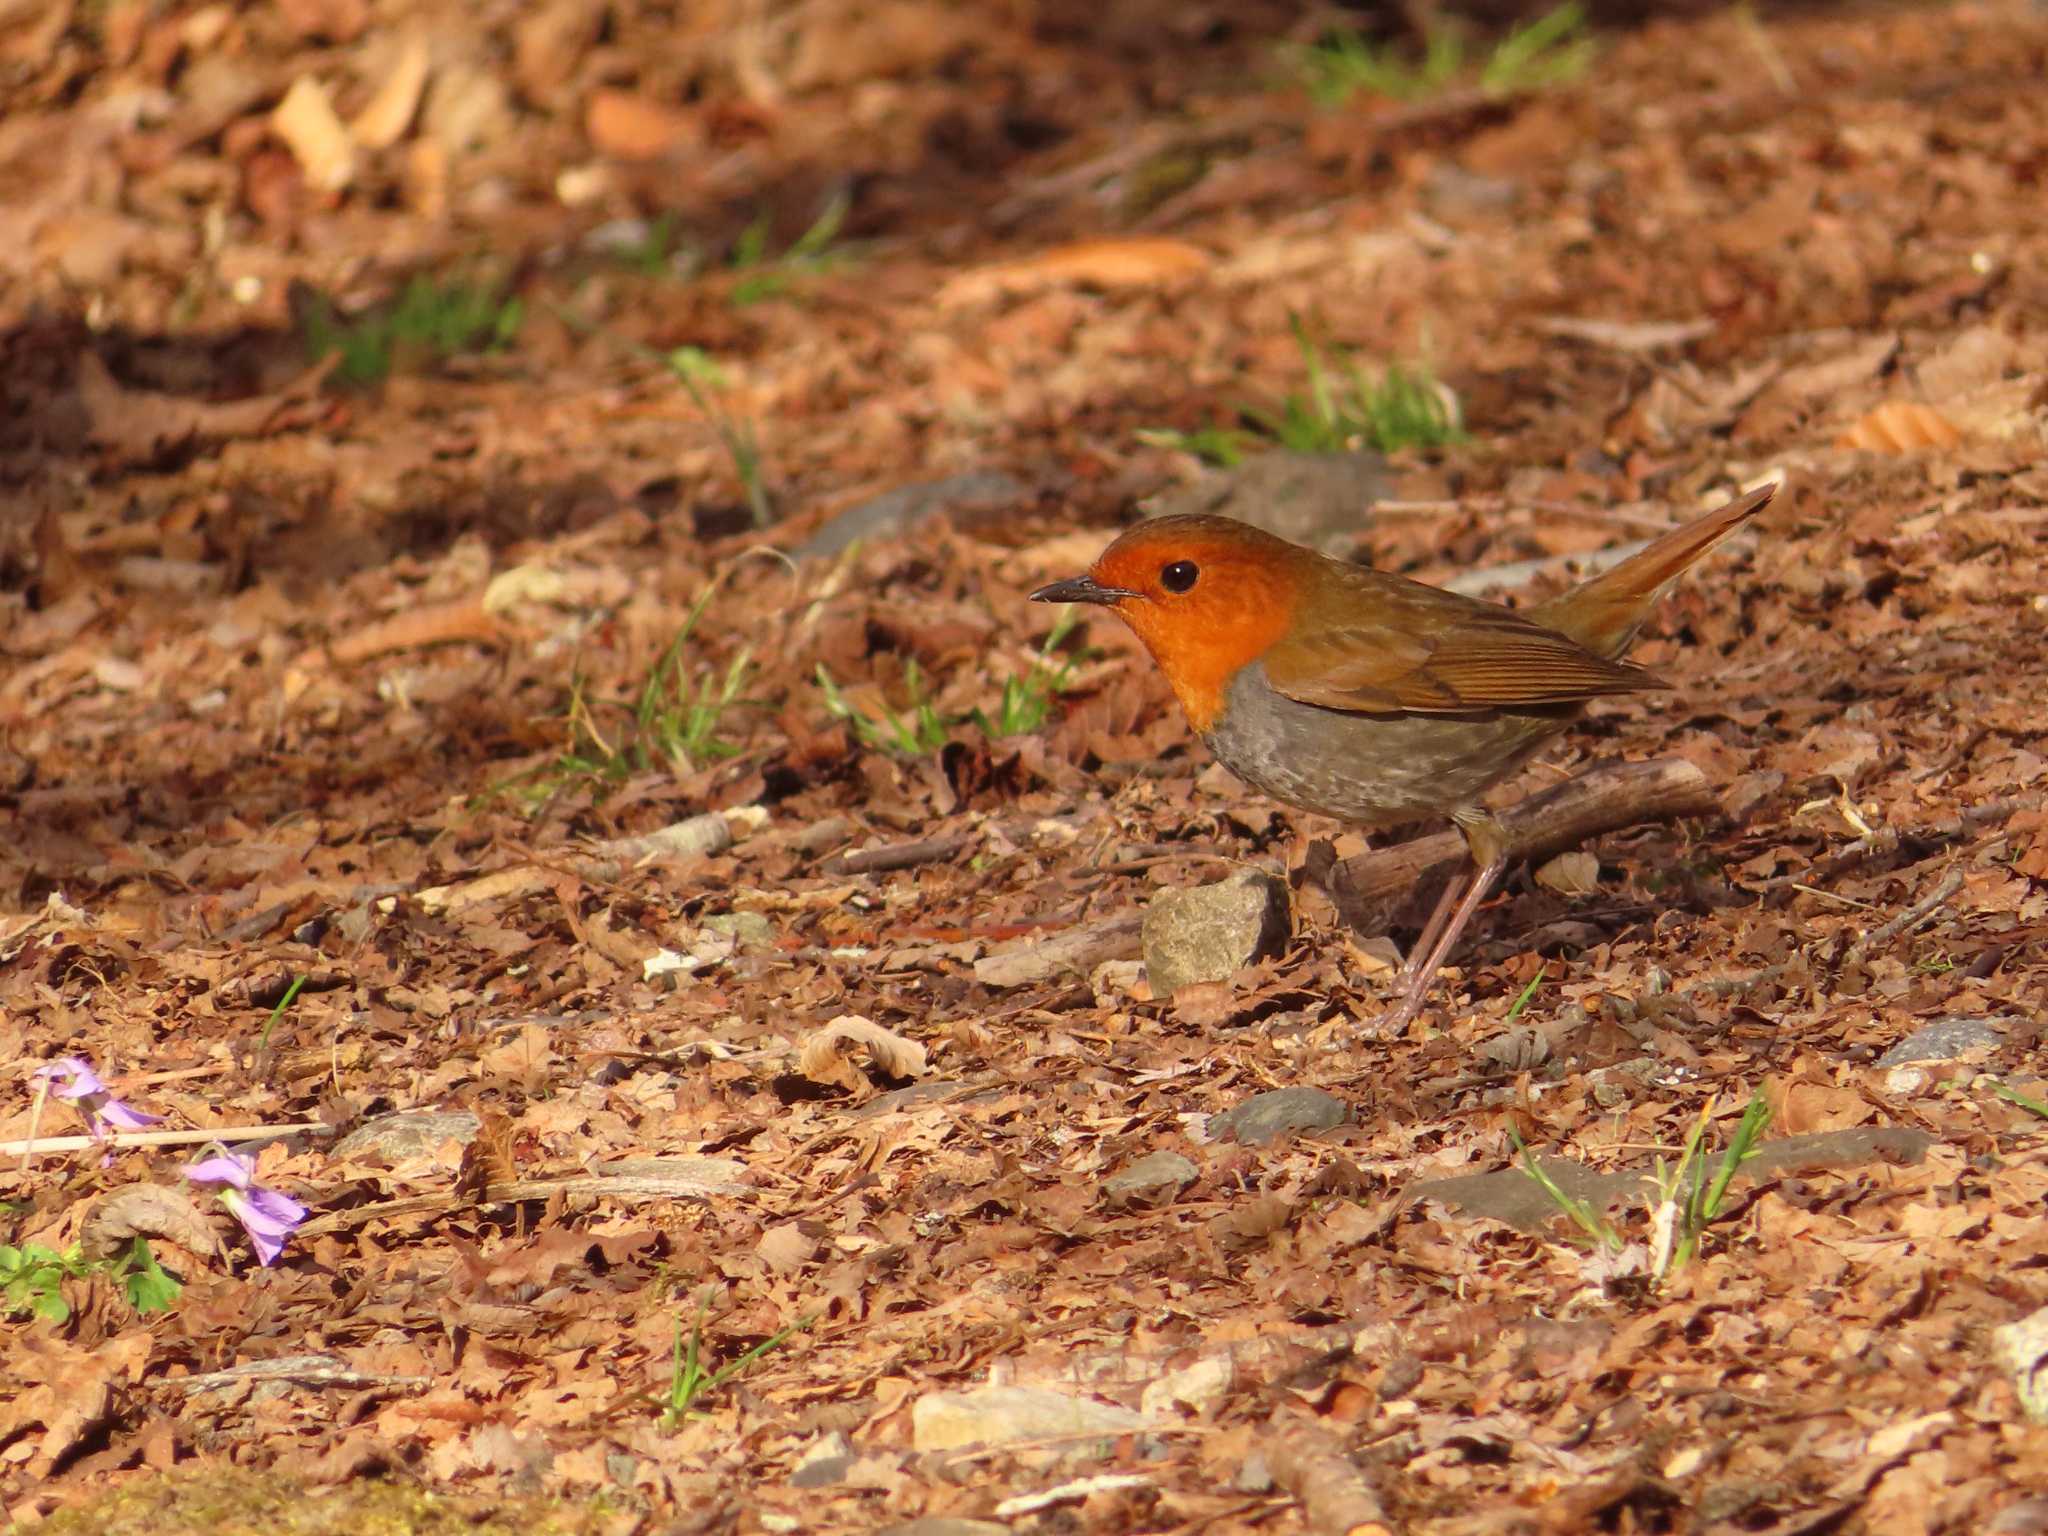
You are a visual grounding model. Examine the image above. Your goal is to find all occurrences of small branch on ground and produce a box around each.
[1760,795,2039,891]
[1326,756,1719,922]
[1845,866,1966,965]
[820,834,972,876]
[1266,1417,1393,1536]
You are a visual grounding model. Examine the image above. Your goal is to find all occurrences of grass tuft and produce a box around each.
[1513,1089,1772,1284]
[298,273,523,387]
[1293,2,1594,108]
[1147,318,1463,465]
[521,582,753,804]
[661,1288,812,1425]
[818,610,1083,757]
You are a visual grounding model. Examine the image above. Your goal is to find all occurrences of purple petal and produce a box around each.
[225,1186,307,1266]
[185,1152,254,1189]
[34,1058,104,1099]
[242,1186,309,1231]
[89,1096,162,1132]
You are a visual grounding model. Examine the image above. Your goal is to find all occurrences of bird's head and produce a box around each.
[1030,514,1309,731]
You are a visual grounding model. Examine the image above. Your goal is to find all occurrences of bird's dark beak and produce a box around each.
[1030,575,1138,607]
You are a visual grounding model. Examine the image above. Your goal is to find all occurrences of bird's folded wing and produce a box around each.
[1261,607,1664,714]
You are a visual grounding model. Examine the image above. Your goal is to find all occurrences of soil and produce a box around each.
[3,1,2046,1531]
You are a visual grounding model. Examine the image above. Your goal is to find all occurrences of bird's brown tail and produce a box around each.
[1533,482,1779,659]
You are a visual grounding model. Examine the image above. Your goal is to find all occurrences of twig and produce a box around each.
[0,1122,333,1158]
[18,1076,48,1171]
[1687,864,1969,1003]
[1327,757,1720,919]
[820,834,972,877]
[1266,1417,1394,1536]
[172,1354,433,1395]
[293,1167,751,1240]
[1758,795,2037,890]
[1681,961,1792,1002]
[1845,867,1965,964]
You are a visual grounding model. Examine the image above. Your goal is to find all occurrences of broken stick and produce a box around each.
[1267,1418,1393,1536]
[1327,756,1719,920]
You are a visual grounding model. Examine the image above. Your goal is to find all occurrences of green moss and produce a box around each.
[35,1469,625,1536]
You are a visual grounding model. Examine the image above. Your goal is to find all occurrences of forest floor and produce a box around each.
[2,0,2046,1531]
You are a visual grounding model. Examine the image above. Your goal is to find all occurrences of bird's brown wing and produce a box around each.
[1260,582,1664,715]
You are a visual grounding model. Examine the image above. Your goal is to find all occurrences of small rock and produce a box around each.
[1413,1127,1937,1235]
[1992,1303,2048,1425]
[1422,160,1523,215]
[1142,869,1291,997]
[1207,1086,1349,1146]
[1414,1155,1631,1235]
[1988,1497,2048,1536]
[590,1156,748,1197]
[1141,1355,1232,1417]
[789,1431,855,1488]
[1234,1450,1275,1494]
[702,911,776,952]
[1140,451,1386,557]
[911,1385,1147,1453]
[795,471,1028,560]
[1478,1026,1550,1072]
[331,1110,480,1163]
[1103,1151,1197,1204]
[1876,1016,2005,1067]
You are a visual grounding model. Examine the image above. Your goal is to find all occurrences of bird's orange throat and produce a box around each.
[1112,573,1300,734]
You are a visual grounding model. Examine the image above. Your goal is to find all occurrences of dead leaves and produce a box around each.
[1837,400,1964,454]
[0,1333,151,1480]
[937,238,1212,307]
[798,1015,927,1094]
[74,352,333,467]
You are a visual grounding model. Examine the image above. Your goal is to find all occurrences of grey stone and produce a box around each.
[1103,1151,1197,1201]
[1234,1451,1275,1494]
[795,471,1028,560]
[331,1110,480,1163]
[911,1385,1147,1453]
[789,1430,855,1488]
[1422,161,1523,215]
[1208,1086,1350,1146]
[702,911,776,952]
[1142,869,1291,997]
[1876,1016,2006,1067]
[1412,1127,1937,1234]
[589,1156,748,1197]
[1140,451,1386,557]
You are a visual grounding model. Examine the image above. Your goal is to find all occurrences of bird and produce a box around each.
[1031,481,1779,1031]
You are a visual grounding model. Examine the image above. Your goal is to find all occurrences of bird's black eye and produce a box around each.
[1160,560,1199,594]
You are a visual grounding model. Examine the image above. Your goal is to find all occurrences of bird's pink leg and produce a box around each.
[1375,809,1510,1033]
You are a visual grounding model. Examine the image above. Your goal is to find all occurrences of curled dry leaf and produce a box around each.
[1836,400,1964,453]
[80,1182,225,1263]
[271,76,356,194]
[1534,850,1602,896]
[349,30,432,150]
[585,89,696,160]
[310,596,505,669]
[938,238,1211,307]
[799,1014,928,1092]
[1,1333,150,1480]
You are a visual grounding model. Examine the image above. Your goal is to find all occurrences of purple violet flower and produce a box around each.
[185,1150,308,1267]
[34,1057,162,1139]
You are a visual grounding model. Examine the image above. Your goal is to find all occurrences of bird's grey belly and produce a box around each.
[1200,663,1576,827]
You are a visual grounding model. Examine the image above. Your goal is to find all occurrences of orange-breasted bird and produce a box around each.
[1032,482,1778,1030]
